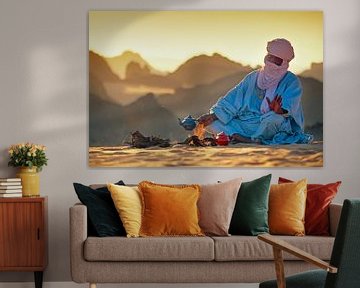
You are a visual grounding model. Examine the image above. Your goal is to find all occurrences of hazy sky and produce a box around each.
[89,11,323,74]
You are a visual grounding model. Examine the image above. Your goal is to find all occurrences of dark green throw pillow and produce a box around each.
[229,174,272,236]
[73,181,126,237]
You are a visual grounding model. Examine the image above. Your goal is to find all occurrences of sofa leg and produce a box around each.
[89,283,96,288]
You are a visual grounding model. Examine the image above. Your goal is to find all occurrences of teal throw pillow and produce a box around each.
[229,174,271,236]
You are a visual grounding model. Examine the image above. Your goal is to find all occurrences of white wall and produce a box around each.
[0,0,359,283]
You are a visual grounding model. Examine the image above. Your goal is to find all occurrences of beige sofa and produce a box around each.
[70,202,342,288]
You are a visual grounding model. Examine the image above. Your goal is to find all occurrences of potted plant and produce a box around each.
[8,143,48,197]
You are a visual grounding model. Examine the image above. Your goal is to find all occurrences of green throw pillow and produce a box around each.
[229,174,272,236]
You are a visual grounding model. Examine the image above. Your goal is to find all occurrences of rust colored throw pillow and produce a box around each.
[198,178,242,236]
[269,179,307,236]
[138,181,204,237]
[278,177,341,236]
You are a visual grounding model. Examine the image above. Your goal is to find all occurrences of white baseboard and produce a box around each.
[0,282,259,288]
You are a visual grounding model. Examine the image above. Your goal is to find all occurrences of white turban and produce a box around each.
[267,38,294,62]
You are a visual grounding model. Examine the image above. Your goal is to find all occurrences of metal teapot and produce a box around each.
[178,115,197,131]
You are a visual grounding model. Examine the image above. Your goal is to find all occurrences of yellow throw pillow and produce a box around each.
[269,179,307,236]
[138,181,204,237]
[107,183,142,238]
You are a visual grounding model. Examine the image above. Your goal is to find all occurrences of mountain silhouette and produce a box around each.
[89,51,124,102]
[157,70,250,118]
[167,53,252,88]
[123,53,253,90]
[124,61,177,89]
[89,51,254,105]
[126,61,152,79]
[122,93,185,141]
[89,51,120,83]
[105,50,165,79]
[300,62,323,82]
[90,92,186,146]
[89,92,124,146]
[299,76,323,127]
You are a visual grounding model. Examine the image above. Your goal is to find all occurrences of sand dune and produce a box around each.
[89,142,323,167]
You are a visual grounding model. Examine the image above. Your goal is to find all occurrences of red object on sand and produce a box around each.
[215,132,230,146]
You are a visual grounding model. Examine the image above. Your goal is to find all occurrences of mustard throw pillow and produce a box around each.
[138,181,204,237]
[269,179,307,236]
[107,183,142,238]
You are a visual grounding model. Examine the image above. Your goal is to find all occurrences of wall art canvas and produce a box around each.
[89,11,323,167]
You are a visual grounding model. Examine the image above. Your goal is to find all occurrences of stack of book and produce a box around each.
[0,178,22,197]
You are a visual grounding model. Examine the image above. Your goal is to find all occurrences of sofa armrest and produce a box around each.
[69,203,88,283]
[329,203,342,237]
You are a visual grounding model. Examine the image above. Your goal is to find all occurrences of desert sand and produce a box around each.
[89,141,323,167]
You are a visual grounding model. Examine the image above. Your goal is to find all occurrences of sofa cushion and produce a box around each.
[198,178,242,236]
[73,181,126,237]
[212,235,334,261]
[107,184,142,238]
[229,174,271,236]
[269,179,307,236]
[84,236,214,261]
[139,181,203,237]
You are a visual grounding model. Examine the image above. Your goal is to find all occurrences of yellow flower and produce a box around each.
[8,142,48,171]
[36,145,46,151]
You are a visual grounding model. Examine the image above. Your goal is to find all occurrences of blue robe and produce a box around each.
[208,70,313,145]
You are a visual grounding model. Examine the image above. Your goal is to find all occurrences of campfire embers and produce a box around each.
[182,135,217,147]
[183,122,217,147]
[130,123,219,148]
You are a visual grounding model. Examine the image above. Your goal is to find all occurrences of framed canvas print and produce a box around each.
[89,11,323,167]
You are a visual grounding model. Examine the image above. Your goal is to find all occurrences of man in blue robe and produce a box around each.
[197,38,313,145]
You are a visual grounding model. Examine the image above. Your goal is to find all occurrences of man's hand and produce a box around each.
[266,95,285,114]
[197,113,217,127]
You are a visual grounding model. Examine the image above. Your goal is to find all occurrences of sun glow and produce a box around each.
[89,11,323,74]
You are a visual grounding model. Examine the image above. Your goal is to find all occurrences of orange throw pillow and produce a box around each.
[138,181,204,237]
[279,177,341,235]
[269,179,307,236]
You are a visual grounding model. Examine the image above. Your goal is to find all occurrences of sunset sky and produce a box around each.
[89,11,323,74]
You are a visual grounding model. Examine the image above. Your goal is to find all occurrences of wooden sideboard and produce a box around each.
[0,196,48,288]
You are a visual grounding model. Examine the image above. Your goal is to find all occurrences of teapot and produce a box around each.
[215,132,230,146]
[178,115,197,131]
